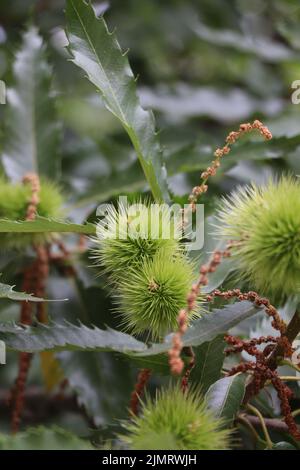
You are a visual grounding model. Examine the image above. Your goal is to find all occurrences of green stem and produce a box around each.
[246,404,273,449]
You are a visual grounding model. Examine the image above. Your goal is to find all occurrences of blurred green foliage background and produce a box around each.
[1,0,300,209]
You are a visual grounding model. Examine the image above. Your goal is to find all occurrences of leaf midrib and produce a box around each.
[69,0,150,176]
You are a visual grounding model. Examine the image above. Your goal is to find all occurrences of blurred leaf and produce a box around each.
[189,218,236,293]
[203,257,236,294]
[66,0,170,202]
[0,217,95,234]
[0,426,93,450]
[57,351,134,426]
[193,21,293,62]
[191,336,225,394]
[2,27,61,181]
[40,351,64,392]
[140,85,283,123]
[73,160,145,208]
[206,374,247,425]
[272,441,297,450]
[58,94,121,139]
[249,388,278,419]
[70,280,173,374]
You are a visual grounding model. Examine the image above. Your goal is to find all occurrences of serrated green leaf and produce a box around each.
[68,279,172,374]
[0,321,147,354]
[65,0,170,202]
[0,217,96,234]
[0,280,52,302]
[206,374,247,425]
[0,426,93,450]
[0,302,260,358]
[2,27,61,181]
[191,336,226,394]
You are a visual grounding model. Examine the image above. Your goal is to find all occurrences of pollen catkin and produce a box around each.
[168,247,231,376]
[169,121,272,377]
[22,172,41,220]
[188,120,272,212]
[130,369,152,416]
[11,173,41,434]
[205,288,300,441]
[10,174,53,433]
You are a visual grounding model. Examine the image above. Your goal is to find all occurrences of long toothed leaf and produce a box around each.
[65,0,170,202]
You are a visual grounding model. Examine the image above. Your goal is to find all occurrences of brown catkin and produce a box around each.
[11,261,36,433]
[206,289,300,441]
[130,369,152,416]
[22,172,41,220]
[11,173,43,433]
[168,120,273,381]
[168,247,231,377]
[188,120,272,212]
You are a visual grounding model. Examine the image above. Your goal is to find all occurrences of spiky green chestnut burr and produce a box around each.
[120,387,231,450]
[0,177,63,249]
[117,250,197,339]
[92,202,183,284]
[217,176,300,301]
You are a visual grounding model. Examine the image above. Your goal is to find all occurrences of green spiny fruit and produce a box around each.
[0,177,63,249]
[217,176,300,302]
[120,387,231,450]
[92,202,183,284]
[117,250,197,339]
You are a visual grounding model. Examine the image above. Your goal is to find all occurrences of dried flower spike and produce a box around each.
[188,120,272,211]
[169,246,231,376]
[206,288,300,441]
